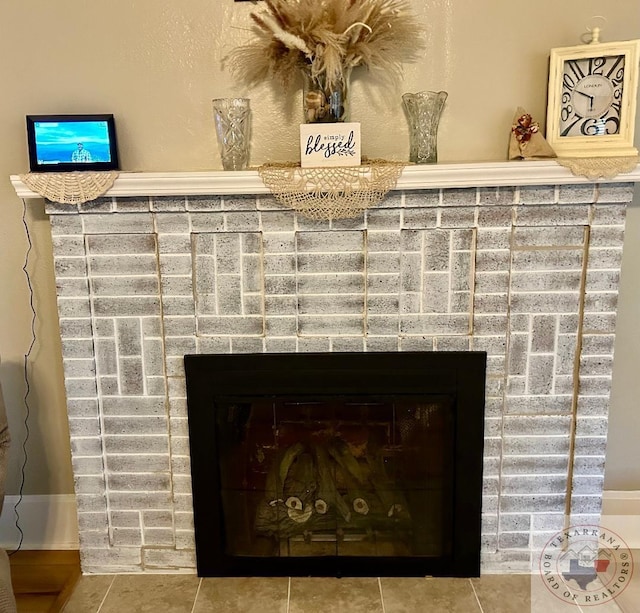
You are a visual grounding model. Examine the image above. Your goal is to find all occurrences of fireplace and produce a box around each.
[11,164,637,574]
[185,352,486,577]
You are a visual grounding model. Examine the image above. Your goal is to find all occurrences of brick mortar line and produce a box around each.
[564,225,591,526]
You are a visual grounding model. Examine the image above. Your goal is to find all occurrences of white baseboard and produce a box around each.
[602,490,640,549]
[0,494,78,550]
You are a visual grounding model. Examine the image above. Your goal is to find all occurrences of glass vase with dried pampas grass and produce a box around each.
[228,0,425,123]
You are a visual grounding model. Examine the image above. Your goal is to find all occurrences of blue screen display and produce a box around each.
[33,120,112,165]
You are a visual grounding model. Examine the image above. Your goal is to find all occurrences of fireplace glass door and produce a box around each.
[185,352,485,577]
[217,395,454,560]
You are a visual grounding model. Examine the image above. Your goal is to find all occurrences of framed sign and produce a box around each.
[300,123,361,168]
[546,39,640,157]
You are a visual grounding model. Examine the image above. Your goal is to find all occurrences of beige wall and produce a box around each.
[0,0,638,495]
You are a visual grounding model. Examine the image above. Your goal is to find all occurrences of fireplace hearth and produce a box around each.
[185,352,486,577]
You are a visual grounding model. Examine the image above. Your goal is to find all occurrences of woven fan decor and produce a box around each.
[258,160,404,220]
[19,171,119,204]
[555,157,639,180]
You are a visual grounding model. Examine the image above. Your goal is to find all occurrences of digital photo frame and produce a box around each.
[26,114,120,172]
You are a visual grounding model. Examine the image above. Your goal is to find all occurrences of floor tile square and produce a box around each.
[381,577,480,612]
[98,574,199,613]
[289,577,383,613]
[62,575,114,613]
[193,577,288,613]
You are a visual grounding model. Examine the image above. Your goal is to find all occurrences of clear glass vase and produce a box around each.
[302,67,351,123]
[212,98,251,170]
[402,91,448,164]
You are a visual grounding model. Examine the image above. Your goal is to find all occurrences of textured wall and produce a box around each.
[0,1,639,503]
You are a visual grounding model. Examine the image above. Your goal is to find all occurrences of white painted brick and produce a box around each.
[103,435,169,455]
[439,207,475,228]
[398,337,435,351]
[71,456,104,476]
[141,510,173,528]
[78,512,109,531]
[504,395,573,415]
[159,254,192,276]
[263,254,295,275]
[83,213,154,234]
[157,234,191,254]
[435,336,471,351]
[74,475,106,495]
[108,473,171,492]
[402,208,438,228]
[80,547,142,572]
[106,454,171,473]
[65,378,98,398]
[58,298,92,319]
[111,528,143,547]
[365,209,401,229]
[265,317,297,337]
[74,198,112,214]
[503,435,570,455]
[151,196,187,217]
[265,337,297,352]
[576,396,609,417]
[330,337,365,352]
[596,183,634,203]
[54,257,87,278]
[500,494,565,513]
[230,337,264,353]
[186,196,222,211]
[573,456,606,475]
[110,511,142,528]
[297,337,331,352]
[189,213,225,232]
[155,213,190,234]
[479,186,516,205]
[71,438,104,456]
[574,436,607,455]
[50,216,83,237]
[108,492,172,511]
[222,195,257,211]
[68,417,101,437]
[502,475,567,495]
[79,532,110,548]
[75,494,108,513]
[143,548,195,569]
[515,205,590,226]
[195,336,230,353]
[114,197,150,212]
[441,187,477,206]
[144,528,175,547]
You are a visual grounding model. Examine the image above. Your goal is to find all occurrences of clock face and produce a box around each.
[559,54,625,137]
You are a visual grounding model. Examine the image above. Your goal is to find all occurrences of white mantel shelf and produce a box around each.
[10,159,640,200]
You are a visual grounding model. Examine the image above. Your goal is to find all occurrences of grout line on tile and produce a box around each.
[95,575,117,613]
[189,578,203,613]
[468,578,485,613]
[377,577,387,613]
[286,576,291,613]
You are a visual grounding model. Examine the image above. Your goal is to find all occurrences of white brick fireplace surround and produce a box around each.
[12,161,640,574]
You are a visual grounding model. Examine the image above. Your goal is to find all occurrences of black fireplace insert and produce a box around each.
[184,352,486,577]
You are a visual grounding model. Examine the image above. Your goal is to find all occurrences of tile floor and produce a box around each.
[61,572,640,613]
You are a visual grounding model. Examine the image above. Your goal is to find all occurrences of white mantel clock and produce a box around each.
[546,37,640,158]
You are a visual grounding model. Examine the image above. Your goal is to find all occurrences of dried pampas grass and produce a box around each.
[228,0,425,90]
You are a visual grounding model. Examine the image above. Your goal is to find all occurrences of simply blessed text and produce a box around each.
[305,131,356,159]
